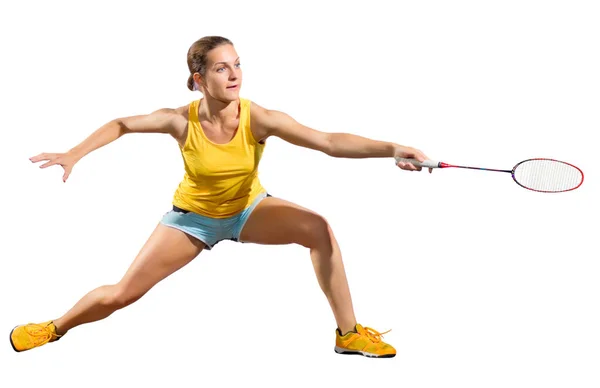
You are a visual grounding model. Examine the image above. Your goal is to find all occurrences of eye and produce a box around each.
[217,67,226,72]
[235,63,241,68]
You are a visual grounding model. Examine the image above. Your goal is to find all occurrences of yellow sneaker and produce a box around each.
[10,321,62,352]
[335,324,396,358]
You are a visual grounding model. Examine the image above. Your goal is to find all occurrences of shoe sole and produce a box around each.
[9,326,20,352]
[334,346,395,358]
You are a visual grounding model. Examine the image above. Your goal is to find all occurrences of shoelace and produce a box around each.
[361,327,391,343]
[24,323,60,347]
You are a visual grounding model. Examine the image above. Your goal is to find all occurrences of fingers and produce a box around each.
[30,152,73,181]
[396,161,422,171]
[414,153,426,163]
[416,151,430,164]
[409,148,426,163]
[30,153,53,163]
[31,153,63,169]
[62,165,73,182]
[40,160,58,169]
[395,146,434,173]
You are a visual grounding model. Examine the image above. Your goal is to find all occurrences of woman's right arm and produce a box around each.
[69,108,186,161]
[30,107,187,182]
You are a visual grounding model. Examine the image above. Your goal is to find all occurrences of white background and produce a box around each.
[1,0,598,387]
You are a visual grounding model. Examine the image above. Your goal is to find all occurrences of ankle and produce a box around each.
[52,320,67,336]
[338,324,357,336]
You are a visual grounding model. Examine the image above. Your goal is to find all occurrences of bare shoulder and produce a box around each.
[249,101,292,141]
[115,104,191,148]
[249,101,270,142]
[173,104,190,119]
[157,104,189,135]
[151,105,189,121]
[167,104,190,145]
[249,101,269,122]
[248,100,331,153]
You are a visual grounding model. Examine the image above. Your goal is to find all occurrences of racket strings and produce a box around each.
[513,159,583,192]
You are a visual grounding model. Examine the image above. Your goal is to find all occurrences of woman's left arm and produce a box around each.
[251,103,431,171]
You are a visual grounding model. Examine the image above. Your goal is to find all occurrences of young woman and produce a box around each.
[11,36,432,359]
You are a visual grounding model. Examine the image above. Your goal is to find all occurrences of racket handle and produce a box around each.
[394,157,441,169]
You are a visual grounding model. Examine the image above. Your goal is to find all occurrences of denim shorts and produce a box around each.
[159,192,271,250]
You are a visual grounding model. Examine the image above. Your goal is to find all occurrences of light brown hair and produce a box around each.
[186,36,234,91]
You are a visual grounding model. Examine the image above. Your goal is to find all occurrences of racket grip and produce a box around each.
[394,157,440,169]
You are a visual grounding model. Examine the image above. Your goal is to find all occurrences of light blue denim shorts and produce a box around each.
[159,191,270,250]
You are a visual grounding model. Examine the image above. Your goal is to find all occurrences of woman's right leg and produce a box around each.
[52,223,205,335]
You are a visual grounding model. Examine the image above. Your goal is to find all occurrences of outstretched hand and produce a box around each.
[394,146,433,173]
[30,152,79,182]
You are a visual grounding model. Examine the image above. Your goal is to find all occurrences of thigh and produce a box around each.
[238,197,330,247]
[161,209,221,250]
[117,223,205,298]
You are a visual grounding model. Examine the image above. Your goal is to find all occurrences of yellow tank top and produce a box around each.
[172,98,267,218]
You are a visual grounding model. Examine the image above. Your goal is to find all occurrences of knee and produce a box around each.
[301,214,333,249]
[102,284,143,310]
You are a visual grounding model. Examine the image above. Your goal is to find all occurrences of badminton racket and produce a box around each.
[394,157,584,193]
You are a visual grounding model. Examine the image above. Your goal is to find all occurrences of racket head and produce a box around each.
[511,158,584,193]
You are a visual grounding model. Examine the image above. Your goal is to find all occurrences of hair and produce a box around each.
[186,36,234,91]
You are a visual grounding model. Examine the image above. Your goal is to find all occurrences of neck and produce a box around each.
[198,95,239,124]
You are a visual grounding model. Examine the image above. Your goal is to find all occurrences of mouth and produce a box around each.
[226,85,238,89]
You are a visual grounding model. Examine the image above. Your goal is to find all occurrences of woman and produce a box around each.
[11,36,431,359]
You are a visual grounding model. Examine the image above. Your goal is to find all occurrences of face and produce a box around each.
[196,44,242,101]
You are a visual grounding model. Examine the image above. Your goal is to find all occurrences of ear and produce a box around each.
[193,72,204,88]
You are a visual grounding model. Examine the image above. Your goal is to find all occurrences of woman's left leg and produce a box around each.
[238,196,357,335]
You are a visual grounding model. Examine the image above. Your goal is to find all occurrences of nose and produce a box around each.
[229,67,240,81]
